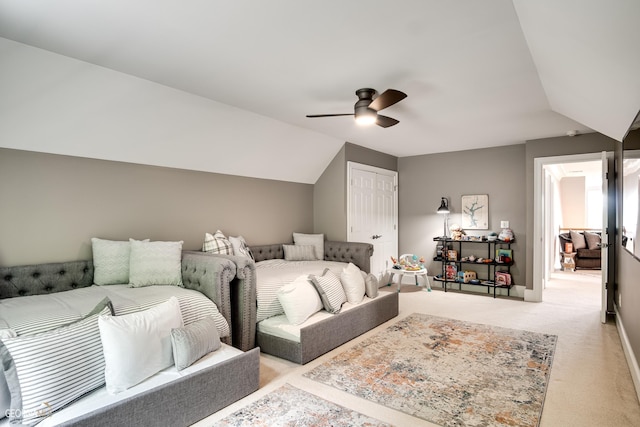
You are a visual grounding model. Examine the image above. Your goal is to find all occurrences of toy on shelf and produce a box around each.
[449,223,466,241]
[498,227,514,242]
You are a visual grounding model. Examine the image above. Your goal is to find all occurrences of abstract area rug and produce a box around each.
[304,314,557,427]
[215,383,391,427]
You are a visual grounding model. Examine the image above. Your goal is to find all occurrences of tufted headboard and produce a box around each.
[250,240,373,273]
[0,260,94,299]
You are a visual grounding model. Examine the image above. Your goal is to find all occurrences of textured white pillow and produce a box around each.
[171,316,221,371]
[293,232,324,260]
[129,239,183,287]
[202,230,233,255]
[277,275,323,325]
[229,235,254,260]
[283,244,317,261]
[361,271,379,298]
[99,297,183,394]
[341,262,366,304]
[92,238,133,285]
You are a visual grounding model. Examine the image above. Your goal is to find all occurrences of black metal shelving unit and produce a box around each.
[432,237,514,298]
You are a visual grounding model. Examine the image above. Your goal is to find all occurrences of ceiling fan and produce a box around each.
[306,88,407,128]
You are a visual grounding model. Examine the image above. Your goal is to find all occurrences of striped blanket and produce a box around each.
[0,284,229,338]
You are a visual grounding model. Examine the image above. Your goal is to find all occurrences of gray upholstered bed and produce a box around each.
[0,253,259,427]
[183,251,257,352]
[248,241,399,364]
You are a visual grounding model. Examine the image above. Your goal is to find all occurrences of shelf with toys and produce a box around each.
[433,227,515,298]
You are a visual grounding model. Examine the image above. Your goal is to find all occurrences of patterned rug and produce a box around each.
[214,383,392,427]
[304,314,557,427]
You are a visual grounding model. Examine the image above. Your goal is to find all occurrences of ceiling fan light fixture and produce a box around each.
[355,107,376,126]
[306,88,406,128]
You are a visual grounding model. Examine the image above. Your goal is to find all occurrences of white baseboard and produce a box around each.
[615,306,640,403]
[524,287,541,302]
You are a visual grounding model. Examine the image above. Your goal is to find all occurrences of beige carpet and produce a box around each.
[195,270,640,427]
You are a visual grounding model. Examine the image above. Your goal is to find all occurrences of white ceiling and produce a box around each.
[1,1,639,183]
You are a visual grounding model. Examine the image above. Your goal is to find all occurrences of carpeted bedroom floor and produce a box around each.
[195,270,640,426]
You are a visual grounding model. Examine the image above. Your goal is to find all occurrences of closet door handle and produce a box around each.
[372,234,382,239]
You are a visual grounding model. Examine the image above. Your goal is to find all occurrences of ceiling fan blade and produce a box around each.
[376,114,399,128]
[306,113,354,118]
[369,89,407,112]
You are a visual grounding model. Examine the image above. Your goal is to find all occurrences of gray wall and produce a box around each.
[313,142,397,241]
[314,145,347,241]
[0,148,313,266]
[398,144,526,290]
[344,142,398,172]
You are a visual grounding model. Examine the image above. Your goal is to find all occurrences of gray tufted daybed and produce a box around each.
[246,241,399,364]
[0,253,259,427]
[183,251,257,352]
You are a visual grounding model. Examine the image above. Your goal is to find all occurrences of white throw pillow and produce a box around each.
[99,297,183,394]
[341,262,366,304]
[283,244,317,261]
[92,238,133,285]
[129,239,183,287]
[202,230,233,255]
[293,232,324,260]
[229,235,254,260]
[277,275,323,325]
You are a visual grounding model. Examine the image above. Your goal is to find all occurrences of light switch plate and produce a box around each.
[500,220,509,228]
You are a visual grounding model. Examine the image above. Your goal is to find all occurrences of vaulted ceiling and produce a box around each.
[1,1,639,183]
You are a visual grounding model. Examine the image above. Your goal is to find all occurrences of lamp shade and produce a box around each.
[437,197,450,214]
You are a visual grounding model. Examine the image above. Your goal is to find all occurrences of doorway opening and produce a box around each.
[533,152,610,323]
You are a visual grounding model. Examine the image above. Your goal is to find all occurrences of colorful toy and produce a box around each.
[395,253,426,271]
[449,223,466,241]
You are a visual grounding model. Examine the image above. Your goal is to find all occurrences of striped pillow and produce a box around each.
[0,298,113,425]
[309,268,347,314]
[202,230,233,255]
[171,316,221,371]
[283,244,317,261]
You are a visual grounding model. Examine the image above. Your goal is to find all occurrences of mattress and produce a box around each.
[255,259,348,322]
[257,296,375,342]
[0,284,229,338]
[0,344,243,427]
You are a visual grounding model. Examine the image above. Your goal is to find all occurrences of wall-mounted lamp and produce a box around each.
[436,197,450,238]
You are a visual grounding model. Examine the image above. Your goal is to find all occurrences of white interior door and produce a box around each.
[347,162,398,278]
[601,151,609,323]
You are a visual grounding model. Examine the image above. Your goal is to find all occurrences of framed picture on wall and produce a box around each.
[461,194,489,230]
